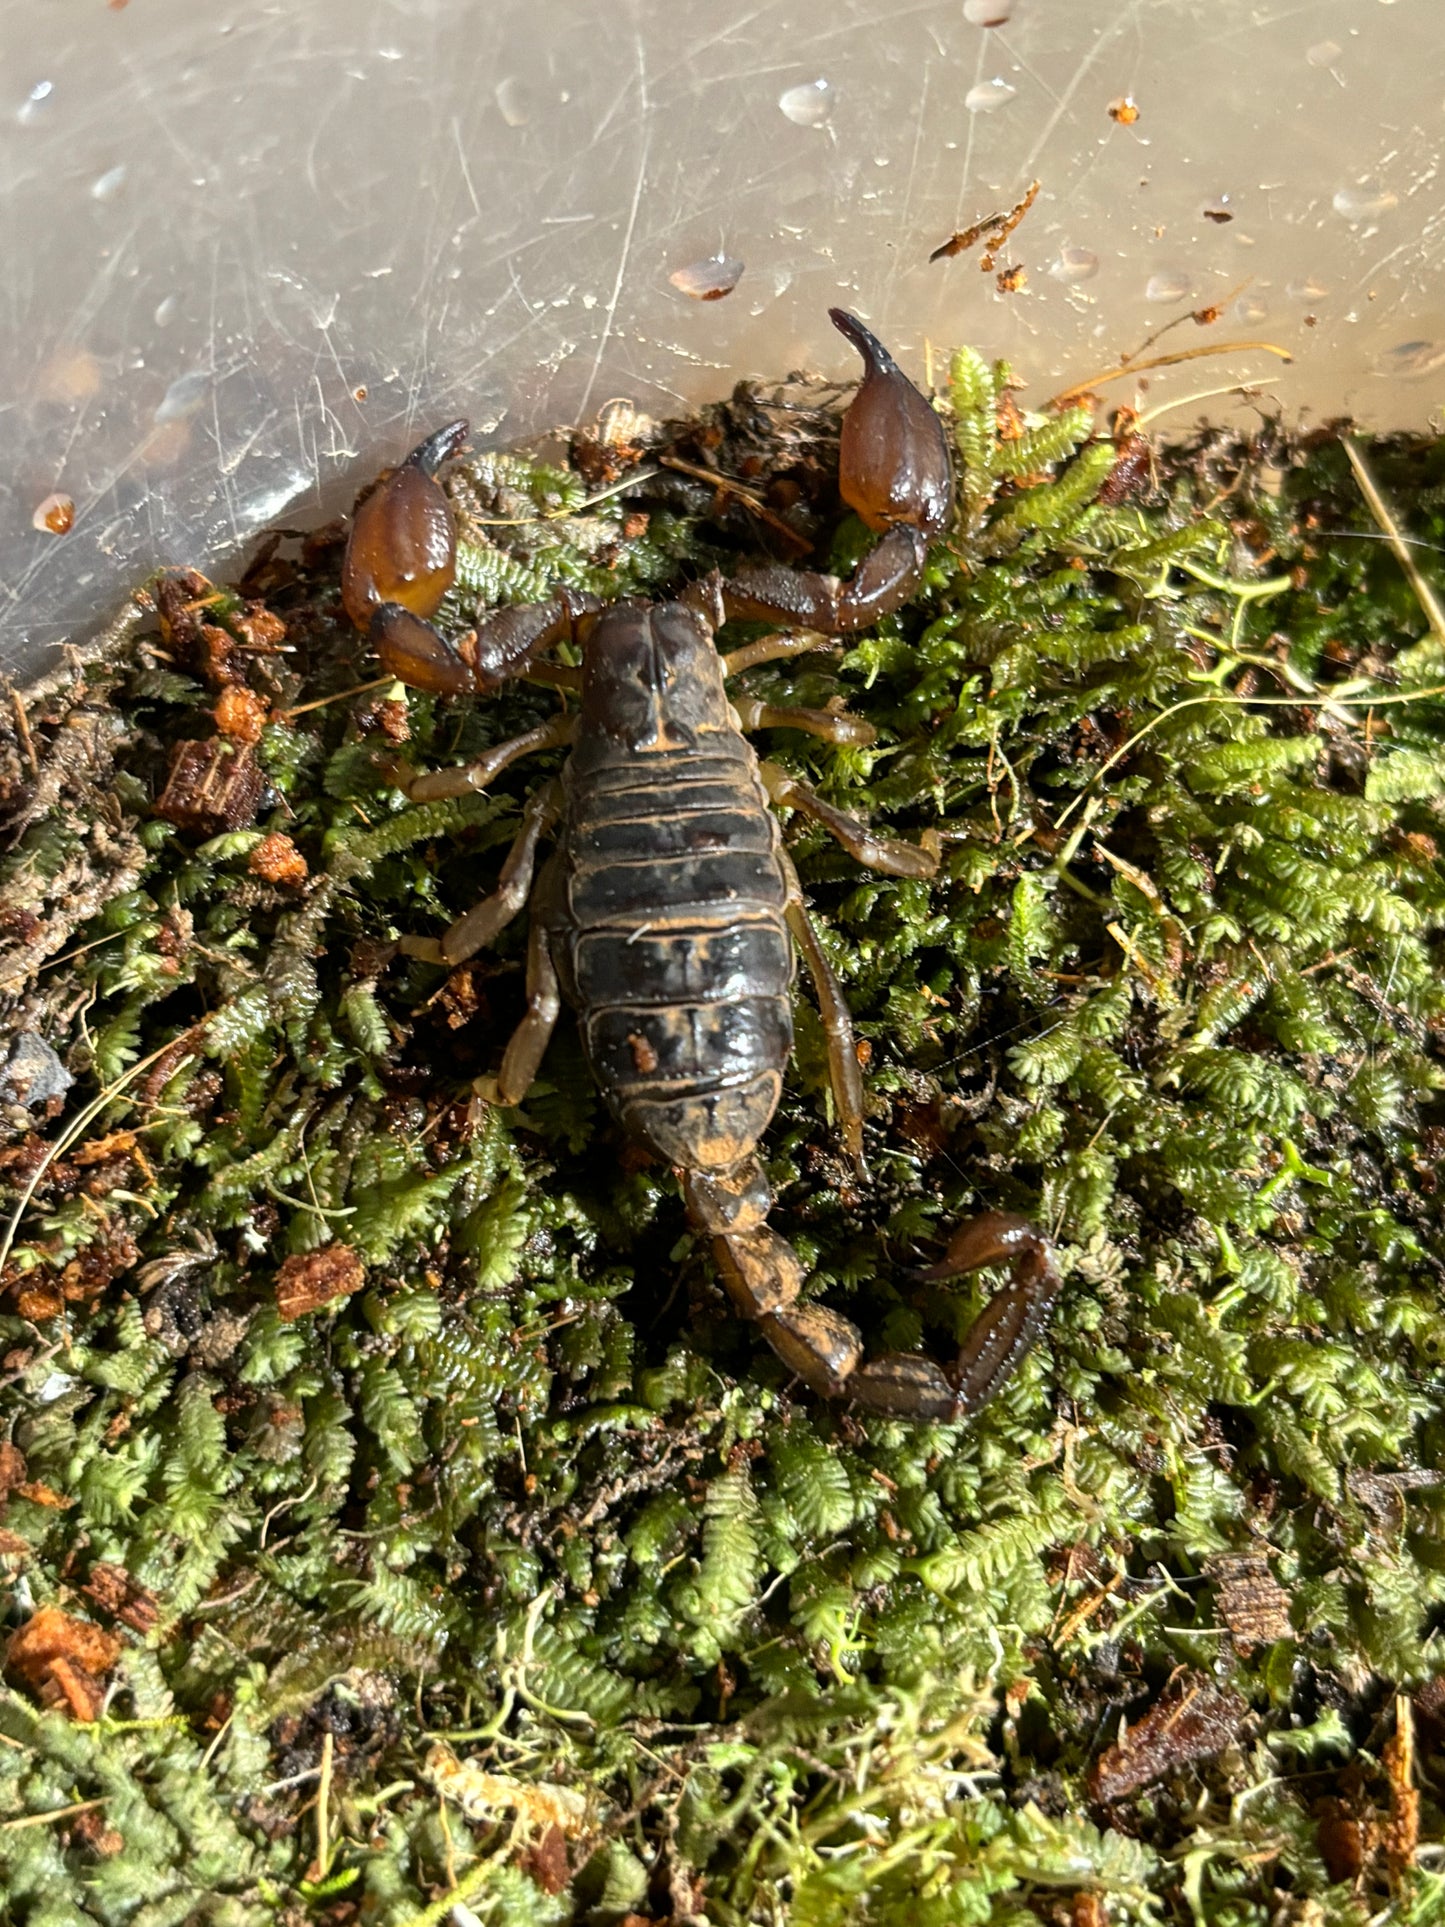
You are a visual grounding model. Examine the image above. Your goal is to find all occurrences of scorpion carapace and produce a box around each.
[341,312,1061,1422]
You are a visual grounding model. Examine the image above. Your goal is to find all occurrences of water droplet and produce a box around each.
[1049,246,1099,284]
[154,294,178,327]
[668,254,744,302]
[154,369,210,423]
[1145,271,1192,304]
[778,78,833,128]
[90,164,127,202]
[1287,276,1329,301]
[17,78,52,124]
[32,492,74,536]
[963,0,1013,23]
[1377,339,1445,377]
[1333,179,1397,221]
[1233,293,1269,324]
[495,76,530,127]
[1306,39,1342,66]
[965,77,1017,113]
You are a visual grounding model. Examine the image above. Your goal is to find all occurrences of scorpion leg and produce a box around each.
[760,760,939,879]
[407,712,576,802]
[848,1215,1062,1421]
[717,310,951,635]
[719,629,835,678]
[496,919,561,1105]
[405,779,561,966]
[732,695,876,748]
[780,856,867,1175]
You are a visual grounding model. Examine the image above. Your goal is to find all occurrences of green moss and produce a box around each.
[0,357,1442,1924]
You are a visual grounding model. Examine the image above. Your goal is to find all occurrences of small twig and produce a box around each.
[0,1037,199,1278]
[315,1729,334,1882]
[657,453,813,553]
[0,1796,106,1832]
[281,673,395,722]
[9,688,38,779]
[1053,683,1445,835]
[1343,438,1445,646]
[1048,340,1293,409]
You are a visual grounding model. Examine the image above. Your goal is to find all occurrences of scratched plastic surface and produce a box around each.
[3,0,1442,675]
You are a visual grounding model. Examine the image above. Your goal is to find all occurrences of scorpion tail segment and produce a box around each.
[846,1352,961,1421]
[830,308,952,542]
[341,427,465,632]
[760,1304,863,1397]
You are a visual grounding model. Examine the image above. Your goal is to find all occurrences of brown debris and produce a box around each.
[32,493,75,536]
[0,1440,27,1499]
[1088,1672,1247,1803]
[214,684,270,744]
[13,1282,64,1322]
[275,1244,366,1320]
[375,698,410,744]
[519,1823,572,1895]
[931,178,1040,269]
[5,1605,122,1721]
[72,1806,125,1856]
[1382,1697,1419,1889]
[231,603,287,654]
[154,736,265,835]
[72,1130,137,1168]
[82,1561,161,1634]
[15,1481,73,1510]
[1208,1549,1294,1651]
[438,964,480,1030]
[1315,1789,1371,1883]
[248,832,308,887]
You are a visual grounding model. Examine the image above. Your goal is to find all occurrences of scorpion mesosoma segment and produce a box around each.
[341,309,1061,1421]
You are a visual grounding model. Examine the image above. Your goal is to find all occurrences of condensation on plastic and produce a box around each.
[2,0,1442,675]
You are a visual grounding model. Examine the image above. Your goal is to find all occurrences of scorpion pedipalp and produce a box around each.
[717,308,953,635]
[340,418,469,632]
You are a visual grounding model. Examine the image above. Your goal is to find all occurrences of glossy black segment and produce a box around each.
[586,995,794,1093]
[574,922,792,1010]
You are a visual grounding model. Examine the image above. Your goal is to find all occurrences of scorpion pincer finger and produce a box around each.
[369,604,477,695]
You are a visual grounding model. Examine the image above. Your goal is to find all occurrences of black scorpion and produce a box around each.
[339,310,1060,1420]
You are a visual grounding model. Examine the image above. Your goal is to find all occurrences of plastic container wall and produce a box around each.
[3,0,1441,675]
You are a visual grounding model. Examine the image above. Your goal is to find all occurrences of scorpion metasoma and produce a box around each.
[338,309,1060,1421]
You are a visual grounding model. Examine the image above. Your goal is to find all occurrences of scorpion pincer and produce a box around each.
[340,309,1060,1422]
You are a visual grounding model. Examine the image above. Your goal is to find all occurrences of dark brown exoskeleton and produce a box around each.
[340,310,1060,1420]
